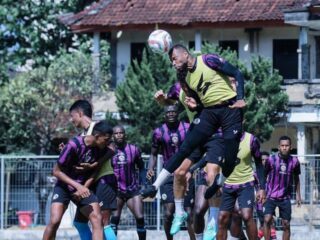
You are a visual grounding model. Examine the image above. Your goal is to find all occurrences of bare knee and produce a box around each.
[174,168,187,178]
[89,211,102,227]
[219,212,230,228]
[282,220,290,231]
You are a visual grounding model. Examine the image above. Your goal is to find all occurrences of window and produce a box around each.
[273,39,298,79]
[219,40,239,57]
[131,43,146,64]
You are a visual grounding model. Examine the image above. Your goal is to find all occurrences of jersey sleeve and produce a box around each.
[294,158,301,175]
[167,82,181,101]
[152,128,161,149]
[58,141,77,167]
[250,135,261,159]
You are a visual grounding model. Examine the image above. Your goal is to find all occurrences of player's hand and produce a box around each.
[296,195,302,207]
[184,97,197,110]
[75,163,95,172]
[76,185,91,199]
[256,189,266,204]
[229,99,246,109]
[146,169,155,180]
[58,143,65,152]
[154,90,167,104]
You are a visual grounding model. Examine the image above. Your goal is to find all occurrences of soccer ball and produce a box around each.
[148,29,172,53]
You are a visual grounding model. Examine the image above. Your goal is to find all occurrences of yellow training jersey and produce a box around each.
[186,56,236,107]
[225,132,254,185]
[179,90,197,122]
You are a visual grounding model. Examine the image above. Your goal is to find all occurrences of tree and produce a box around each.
[115,43,288,152]
[115,49,176,152]
[0,0,96,84]
[0,49,109,154]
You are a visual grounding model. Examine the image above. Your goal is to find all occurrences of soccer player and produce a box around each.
[64,100,117,240]
[42,121,113,240]
[142,44,245,202]
[263,136,301,240]
[256,152,277,240]
[217,131,265,240]
[110,125,147,240]
[186,156,222,240]
[147,105,195,240]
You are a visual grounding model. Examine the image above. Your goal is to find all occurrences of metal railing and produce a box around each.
[1,155,320,230]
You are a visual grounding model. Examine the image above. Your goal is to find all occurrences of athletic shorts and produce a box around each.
[51,184,98,207]
[117,189,140,202]
[160,176,195,207]
[95,174,117,210]
[263,198,292,221]
[188,136,224,165]
[196,170,207,186]
[220,181,255,212]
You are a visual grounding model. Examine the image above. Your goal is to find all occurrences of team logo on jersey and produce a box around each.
[193,118,200,125]
[280,163,287,174]
[99,201,104,207]
[117,152,127,164]
[53,194,59,200]
[161,193,167,200]
[171,133,179,145]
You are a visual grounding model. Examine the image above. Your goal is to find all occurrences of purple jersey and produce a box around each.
[57,136,107,192]
[112,144,143,193]
[265,154,300,200]
[152,122,189,167]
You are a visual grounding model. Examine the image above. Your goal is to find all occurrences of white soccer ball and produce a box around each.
[148,29,172,53]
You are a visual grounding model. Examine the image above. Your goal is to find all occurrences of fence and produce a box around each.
[1,155,320,230]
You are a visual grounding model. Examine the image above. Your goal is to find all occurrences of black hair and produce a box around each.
[279,135,291,145]
[261,151,270,156]
[164,105,178,113]
[113,125,125,133]
[69,100,93,118]
[92,120,113,135]
[168,44,189,60]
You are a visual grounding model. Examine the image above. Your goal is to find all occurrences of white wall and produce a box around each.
[115,26,302,83]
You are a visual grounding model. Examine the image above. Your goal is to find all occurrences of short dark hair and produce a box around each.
[69,100,92,118]
[92,120,113,135]
[113,125,125,133]
[164,105,178,113]
[279,135,291,144]
[261,151,270,156]
[168,44,189,60]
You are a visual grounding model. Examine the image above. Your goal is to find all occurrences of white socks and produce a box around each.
[195,233,204,240]
[153,169,171,189]
[208,207,219,228]
[174,198,185,216]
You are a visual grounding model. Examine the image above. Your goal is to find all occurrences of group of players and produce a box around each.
[43,44,302,240]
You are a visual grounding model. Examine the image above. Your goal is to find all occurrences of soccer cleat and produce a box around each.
[271,227,277,239]
[203,224,217,240]
[140,185,157,199]
[170,212,188,235]
[204,174,222,199]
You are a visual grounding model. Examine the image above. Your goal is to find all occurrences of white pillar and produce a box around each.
[297,124,306,159]
[298,27,309,80]
[92,32,101,94]
[297,124,306,200]
[195,31,202,53]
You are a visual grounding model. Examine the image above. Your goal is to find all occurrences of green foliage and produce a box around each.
[115,49,176,152]
[0,50,108,154]
[115,43,288,151]
[0,0,96,84]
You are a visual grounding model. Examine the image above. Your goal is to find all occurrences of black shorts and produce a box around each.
[160,176,195,207]
[117,189,140,202]
[196,170,207,186]
[51,184,98,207]
[263,198,292,221]
[220,181,255,212]
[188,136,224,165]
[95,175,117,210]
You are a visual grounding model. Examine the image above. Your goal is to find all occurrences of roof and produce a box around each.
[61,0,311,33]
